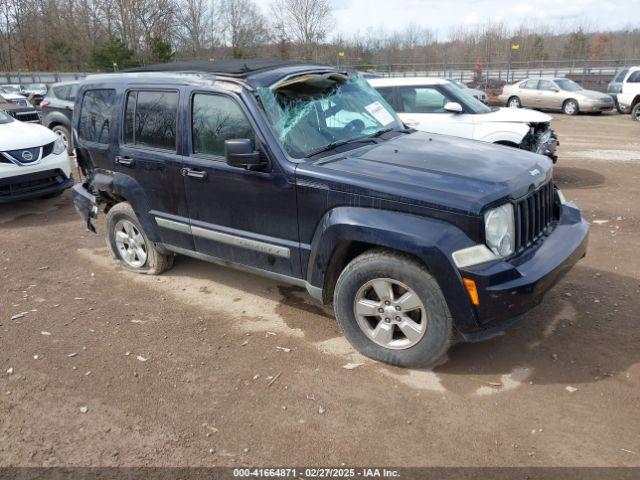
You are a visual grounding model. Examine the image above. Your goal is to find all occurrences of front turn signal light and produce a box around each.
[463,278,479,306]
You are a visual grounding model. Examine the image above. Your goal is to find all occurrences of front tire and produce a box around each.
[507,96,521,108]
[105,202,174,275]
[334,250,452,368]
[563,99,579,115]
[632,103,640,122]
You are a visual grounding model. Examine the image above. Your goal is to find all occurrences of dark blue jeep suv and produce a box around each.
[71,60,589,367]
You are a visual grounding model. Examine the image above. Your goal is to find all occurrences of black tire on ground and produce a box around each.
[616,102,629,114]
[51,125,72,155]
[105,202,174,275]
[563,99,579,116]
[333,249,453,368]
[507,96,521,108]
[632,103,640,122]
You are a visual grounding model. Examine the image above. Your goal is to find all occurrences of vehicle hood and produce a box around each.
[574,89,612,101]
[0,119,56,150]
[474,107,551,124]
[296,131,553,215]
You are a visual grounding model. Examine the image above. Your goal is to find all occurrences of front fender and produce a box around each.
[306,207,480,332]
[92,169,162,244]
[477,124,529,145]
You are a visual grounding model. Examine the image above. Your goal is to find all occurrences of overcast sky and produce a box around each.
[259,0,640,40]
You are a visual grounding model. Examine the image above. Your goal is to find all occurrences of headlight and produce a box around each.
[53,136,66,155]
[484,203,515,257]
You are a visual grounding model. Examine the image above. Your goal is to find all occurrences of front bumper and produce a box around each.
[458,203,588,341]
[581,100,615,112]
[0,169,73,203]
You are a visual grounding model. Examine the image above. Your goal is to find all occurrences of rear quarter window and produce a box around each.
[52,85,69,99]
[627,71,640,83]
[78,89,115,144]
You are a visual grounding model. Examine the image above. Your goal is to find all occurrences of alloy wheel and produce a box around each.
[353,278,427,350]
[114,219,148,268]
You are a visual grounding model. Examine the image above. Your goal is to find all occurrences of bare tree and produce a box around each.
[176,0,217,54]
[219,0,267,58]
[271,0,332,61]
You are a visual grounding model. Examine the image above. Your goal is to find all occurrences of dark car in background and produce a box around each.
[41,81,79,153]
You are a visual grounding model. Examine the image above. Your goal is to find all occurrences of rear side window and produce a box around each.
[78,89,115,144]
[523,80,539,89]
[614,69,629,82]
[627,71,640,83]
[124,90,179,150]
[52,85,69,99]
[192,94,253,157]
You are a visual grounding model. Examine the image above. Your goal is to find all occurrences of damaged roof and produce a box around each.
[123,59,339,88]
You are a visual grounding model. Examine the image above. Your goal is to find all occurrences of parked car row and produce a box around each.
[494,67,639,121]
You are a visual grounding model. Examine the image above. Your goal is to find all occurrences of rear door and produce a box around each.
[396,85,474,138]
[117,88,193,250]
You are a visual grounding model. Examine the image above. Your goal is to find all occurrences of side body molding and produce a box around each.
[305,207,480,332]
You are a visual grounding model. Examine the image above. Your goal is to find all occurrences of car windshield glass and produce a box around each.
[441,83,491,114]
[1,86,20,93]
[555,79,582,91]
[258,74,404,159]
[26,83,46,90]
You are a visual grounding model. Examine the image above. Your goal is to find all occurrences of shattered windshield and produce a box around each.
[258,74,404,159]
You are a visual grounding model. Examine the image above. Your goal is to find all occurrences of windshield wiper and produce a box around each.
[304,137,377,159]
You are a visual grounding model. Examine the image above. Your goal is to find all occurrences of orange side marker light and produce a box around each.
[463,278,479,306]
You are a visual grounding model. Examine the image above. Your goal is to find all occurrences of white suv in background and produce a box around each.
[616,66,640,121]
[0,109,73,203]
[368,77,558,162]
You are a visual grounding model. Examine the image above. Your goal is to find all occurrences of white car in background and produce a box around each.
[615,66,640,121]
[0,108,73,203]
[368,77,558,162]
[0,87,31,108]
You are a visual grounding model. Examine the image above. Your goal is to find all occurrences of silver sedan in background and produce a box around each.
[499,78,614,115]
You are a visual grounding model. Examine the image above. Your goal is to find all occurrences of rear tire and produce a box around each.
[632,103,640,122]
[105,202,174,275]
[333,249,452,368]
[507,96,521,108]
[563,99,579,115]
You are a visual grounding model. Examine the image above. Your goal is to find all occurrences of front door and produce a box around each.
[181,91,300,278]
[117,88,193,250]
[396,85,474,139]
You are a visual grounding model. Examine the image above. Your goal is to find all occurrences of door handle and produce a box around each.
[181,168,207,179]
[115,156,134,167]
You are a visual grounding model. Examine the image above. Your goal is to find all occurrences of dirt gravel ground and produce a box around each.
[1,113,639,468]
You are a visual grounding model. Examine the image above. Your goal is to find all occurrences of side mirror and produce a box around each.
[444,102,463,113]
[550,87,560,93]
[225,139,264,170]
